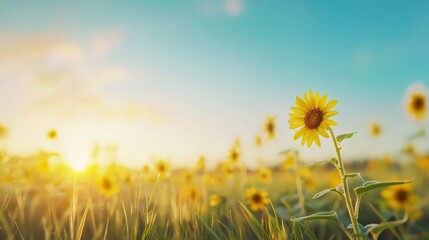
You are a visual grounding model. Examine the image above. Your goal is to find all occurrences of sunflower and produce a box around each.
[209,194,223,207]
[228,145,241,163]
[98,175,119,197]
[264,115,276,140]
[0,123,8,138]
[47,129,57,140]
[155,160,170,179]
[370,122,382,138]
[246,188,270,211]
[289,90,338,147]
[255,135,262,146]
[281,154,296,170]
[257,167,272,183]
[381,184,418,211]
[404,83,427,120]
[196,155,205,171]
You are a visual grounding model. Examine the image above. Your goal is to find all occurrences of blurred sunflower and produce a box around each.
[404,83,427,120]
[98,175,119,197]
[209,194,223,207]
[221,161,235,179]
[0,123,8,138]
[47,129,57,140]
[264,115,276,140]
[381,184,418,211]
[416,156,429,171]
[246,188,270,211]
[228,145,240,163]
[196,155,206,171]
[289,90,338,147]
[155,160,170,179]
[257,167,272,183]
[281,154,296,170]
[255,135,262,146]
[370,122,382,138]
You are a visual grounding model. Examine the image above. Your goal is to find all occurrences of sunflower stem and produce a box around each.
[328,128,361,240]
[293,153,306,215]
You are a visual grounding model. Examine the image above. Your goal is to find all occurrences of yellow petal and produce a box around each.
[323,111,339,119]
[313,132,321,146]
[323,100,338,112]
[318,94,328,109]
[294,127,307,140]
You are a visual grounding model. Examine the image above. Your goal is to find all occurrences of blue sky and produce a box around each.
[0,1,428,168]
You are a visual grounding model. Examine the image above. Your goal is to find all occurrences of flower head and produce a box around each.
[264,115,276,140]
[289,90,338,147]
[404,83,427,121]
[381,184,418,211]
[209,194,223,207]
[98,175,119,197]
[370,122,382,138]
[246,188,270,211]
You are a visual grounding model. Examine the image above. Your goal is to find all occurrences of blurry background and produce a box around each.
[0,1,428,169]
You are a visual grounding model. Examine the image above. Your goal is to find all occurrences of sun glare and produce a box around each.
[70,159,88,172]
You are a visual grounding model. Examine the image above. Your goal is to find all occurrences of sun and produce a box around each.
[70,160,88,172]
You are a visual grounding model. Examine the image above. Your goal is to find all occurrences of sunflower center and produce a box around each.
[394,189,408,203]
[252,193,262,203]
[304,109,324,129]
[102,178,112,190]
[267,122,274,133]
[158,165,165,172]
[413,96,425,110]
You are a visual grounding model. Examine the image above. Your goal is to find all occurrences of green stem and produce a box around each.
[328,128,361,240]
[294,159,306,215]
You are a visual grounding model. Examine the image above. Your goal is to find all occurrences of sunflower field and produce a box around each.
[0,87,428,240]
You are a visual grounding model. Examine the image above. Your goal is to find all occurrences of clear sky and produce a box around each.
[0,1,428,168]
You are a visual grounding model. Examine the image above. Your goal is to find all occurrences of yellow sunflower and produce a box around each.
[257,167,272,183]
[47,129,57,140]
[404,83,427,120]
[264,115,276,140]
[98,175,120,197]
[255,135,262,146]
[370,122,382,138]
[228,145,241,163]
[246,188,270,211]
[209,194,223,207]
[0,123,8,138]
[289,90,338,147]
[155,160,170,179]
[381,184,418,211]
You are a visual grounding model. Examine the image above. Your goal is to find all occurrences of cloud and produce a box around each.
[0,33,164,125]
[224,0,243,16]
[91,29,124,56]
[353,51,371,67]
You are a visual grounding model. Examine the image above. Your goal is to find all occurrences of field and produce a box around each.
[1,90,428,240]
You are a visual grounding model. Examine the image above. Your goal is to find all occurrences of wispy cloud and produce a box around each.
[224,0,243,16]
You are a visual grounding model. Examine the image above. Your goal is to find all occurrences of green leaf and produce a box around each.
[306,158,337,167]
[336,132,357,143]
[312,188,342,200]
[366,216,408,237]
[354,180,412,197]
[347,223,370,240]
[292,221,304,240]
[278,148,297,155]
[290,210,339,223]
[408,129,425,140]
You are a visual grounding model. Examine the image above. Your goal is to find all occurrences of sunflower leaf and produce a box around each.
[365,215,408,237]
[278,148,297,155]
[408,129,425,140]
[312,188,342,200]
[354,180,412,198]
[290,210,339,223]
[336,132,357,143]
[306,158,337,167]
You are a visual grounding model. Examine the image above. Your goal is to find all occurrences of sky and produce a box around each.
[0,1,428,169]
